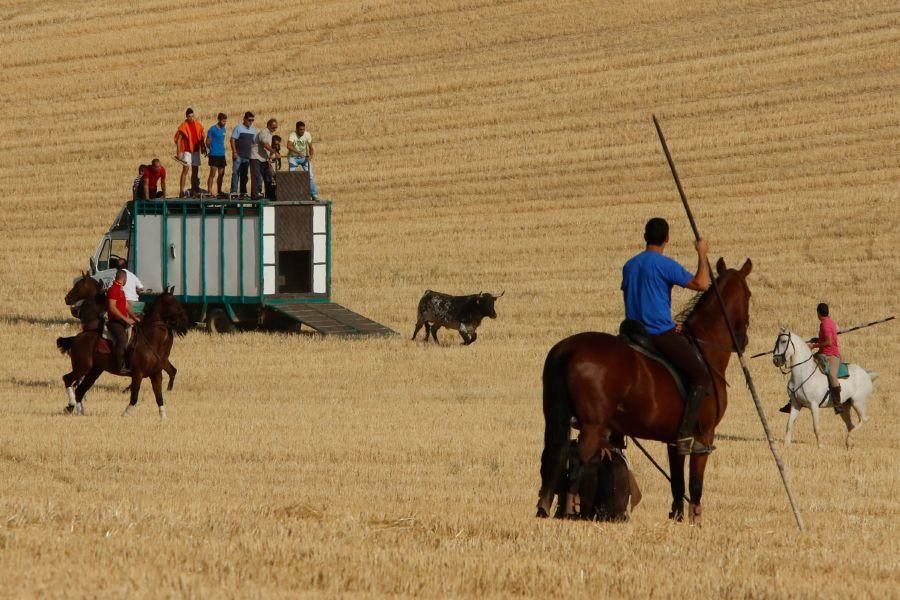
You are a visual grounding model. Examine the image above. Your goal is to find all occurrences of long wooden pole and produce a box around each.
[651,115,806,531]
[750,316,895,358]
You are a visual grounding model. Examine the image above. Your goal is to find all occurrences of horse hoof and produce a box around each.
[159,407,167,420]
[688,504,702,527]
[122,405,135,417]
[75,402,84,416]
[668,510,684,522]
[63,405,75,415]
[536,507,548,518]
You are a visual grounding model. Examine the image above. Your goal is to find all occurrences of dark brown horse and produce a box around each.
[537,258,752,525]
[58,286,189,418]
[63,274,178,396]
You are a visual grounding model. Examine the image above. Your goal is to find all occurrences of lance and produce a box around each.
[652,115,806,531]
[750,316,895,359]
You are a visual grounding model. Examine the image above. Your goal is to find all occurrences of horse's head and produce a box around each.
[146,287,191,336]
[772,327,794,369]
[703,257,753,352]
[65,272,101,306]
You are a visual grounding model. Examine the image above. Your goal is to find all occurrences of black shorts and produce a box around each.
[208,155,226,168]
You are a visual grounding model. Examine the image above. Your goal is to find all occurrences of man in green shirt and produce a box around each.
[287,121,318,200]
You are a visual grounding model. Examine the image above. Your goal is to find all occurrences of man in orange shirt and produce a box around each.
[174,108,207,198]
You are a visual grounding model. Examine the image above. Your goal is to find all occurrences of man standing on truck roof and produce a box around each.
[107,269,138,375]
[114,258,144,304]
[206,113,228,199]
[140,159,166,200]
[174,108,207,198]
[256,118,280,200]
[230,112,257,199]
[287,120,318,200]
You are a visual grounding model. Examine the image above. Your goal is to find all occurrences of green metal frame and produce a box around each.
[131,199,333,325]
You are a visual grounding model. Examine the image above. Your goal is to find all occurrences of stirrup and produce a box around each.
[673,437,716,456]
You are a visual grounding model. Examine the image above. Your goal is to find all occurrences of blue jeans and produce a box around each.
[288,156,318,198]
[230,156,250,195]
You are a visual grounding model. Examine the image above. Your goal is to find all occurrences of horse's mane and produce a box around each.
[676,270,741,326]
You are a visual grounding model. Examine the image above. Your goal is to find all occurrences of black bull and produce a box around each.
[412,290,503,345]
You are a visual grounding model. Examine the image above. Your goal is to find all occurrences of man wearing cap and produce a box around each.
[174,108,207,197]
[230,112,257,199]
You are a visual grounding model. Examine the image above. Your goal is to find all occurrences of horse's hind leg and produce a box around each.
[151,372,167,419]
[688,453,710,527]
[810,403,822,448]
[165,360,177,391]
[667,444,686,521]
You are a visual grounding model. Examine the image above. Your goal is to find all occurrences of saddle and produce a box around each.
[815,354,850,379]
[618,319,689,398]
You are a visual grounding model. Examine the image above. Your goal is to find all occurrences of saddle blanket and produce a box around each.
[816,355,850,379]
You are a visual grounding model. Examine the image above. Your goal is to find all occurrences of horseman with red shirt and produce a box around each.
[106,270,138,375]
[811,303,844,414]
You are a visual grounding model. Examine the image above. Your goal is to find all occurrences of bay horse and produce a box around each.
[58,286,189,418]
[63,274,179,398]
[537,258,753,525]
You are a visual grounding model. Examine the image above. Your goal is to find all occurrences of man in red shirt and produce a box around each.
[107,270,138,374]
[810,302,843,413]
[174,107,207,197]
[140,159,167,199]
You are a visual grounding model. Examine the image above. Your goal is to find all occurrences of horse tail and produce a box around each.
[537,344,572,517]
[867,371,879,382]
[56,336,75,355]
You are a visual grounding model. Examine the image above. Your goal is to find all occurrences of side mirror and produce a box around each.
[89,257,97,275]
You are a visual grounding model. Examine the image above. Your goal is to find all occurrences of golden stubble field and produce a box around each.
[1,1,898,597]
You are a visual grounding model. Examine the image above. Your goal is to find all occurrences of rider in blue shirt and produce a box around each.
[622,217,712,455]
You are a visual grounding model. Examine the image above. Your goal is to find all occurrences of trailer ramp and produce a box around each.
[273,302,396,337]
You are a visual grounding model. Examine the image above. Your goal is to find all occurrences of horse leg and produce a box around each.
[73,368,102,416]
[151,372,166,419]
[165,360,177,391]
[687,452,710,527]
[667,444,686,521]
[123,374,141,417]
[809,402,822,449]
[784,404,800,447]
[62,370,81,413]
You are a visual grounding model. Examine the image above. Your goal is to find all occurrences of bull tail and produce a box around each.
[536,344,572,517]
[56,336,75,355]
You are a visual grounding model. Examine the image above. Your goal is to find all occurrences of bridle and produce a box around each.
[772,332,817,394]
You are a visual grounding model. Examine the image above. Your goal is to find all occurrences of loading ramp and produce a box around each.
[272,302,397,337]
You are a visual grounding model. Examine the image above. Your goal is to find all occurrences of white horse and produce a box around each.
[771,328,878,448]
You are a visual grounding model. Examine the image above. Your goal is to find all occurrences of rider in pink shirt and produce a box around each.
[810,303,843,413]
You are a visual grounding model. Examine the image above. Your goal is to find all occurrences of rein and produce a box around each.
[773,333,818,395]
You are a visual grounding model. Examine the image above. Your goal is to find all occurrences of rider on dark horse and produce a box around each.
[107,269,138,374]
[621,217,712,455]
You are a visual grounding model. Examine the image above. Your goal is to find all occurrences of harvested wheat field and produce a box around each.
[1,0,898,597]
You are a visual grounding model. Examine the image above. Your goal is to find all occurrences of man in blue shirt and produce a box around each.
[206,113,228,198]
[622,217,711,455]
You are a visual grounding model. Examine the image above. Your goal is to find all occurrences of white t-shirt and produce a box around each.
[122,270,144,301]
[99,269,143,301]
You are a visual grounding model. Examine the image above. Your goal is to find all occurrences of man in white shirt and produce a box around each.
[95,257,144,304]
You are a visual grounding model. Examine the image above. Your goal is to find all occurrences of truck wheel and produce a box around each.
[206,309,236,334]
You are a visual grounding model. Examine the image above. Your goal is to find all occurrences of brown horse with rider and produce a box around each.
[538,218,753,524]
[59,274,189,417]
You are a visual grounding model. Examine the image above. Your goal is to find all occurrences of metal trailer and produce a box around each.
[88,198,395,336]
